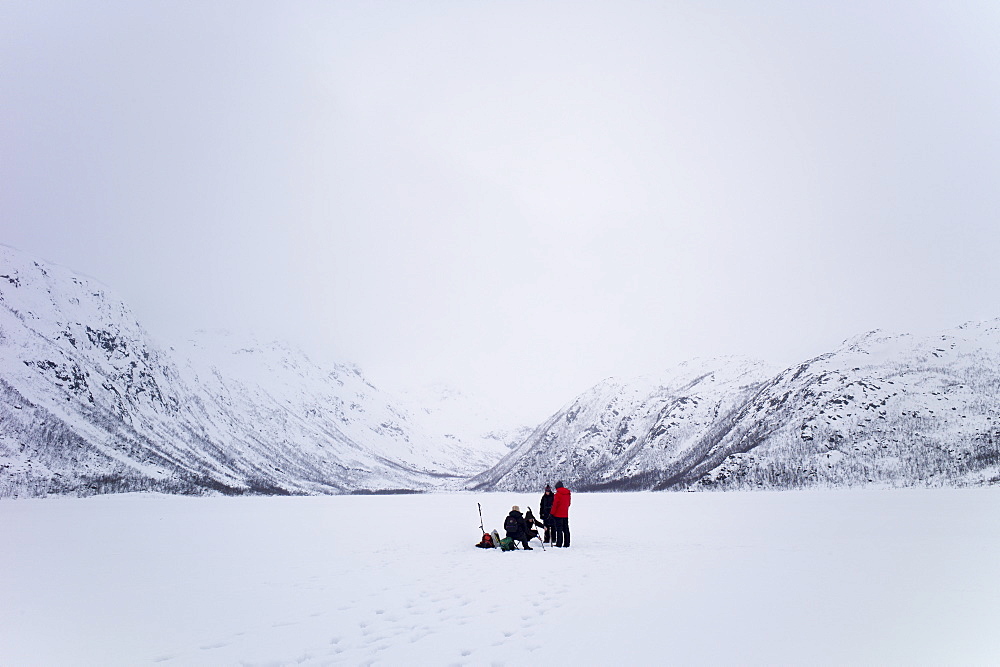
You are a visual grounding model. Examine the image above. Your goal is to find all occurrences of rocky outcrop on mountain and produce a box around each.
[471,326,1000,492]
[691,325,1000,490]
[0,245,512,497]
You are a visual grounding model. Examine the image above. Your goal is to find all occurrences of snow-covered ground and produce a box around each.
[2,490,998,666]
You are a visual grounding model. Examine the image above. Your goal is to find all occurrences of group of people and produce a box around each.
[500,481,572,550]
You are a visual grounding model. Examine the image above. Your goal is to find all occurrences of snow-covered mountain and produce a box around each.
[0,245,516,497]
[691,324,1000,490]
[471,327,1000,492]
[468,357,778,491]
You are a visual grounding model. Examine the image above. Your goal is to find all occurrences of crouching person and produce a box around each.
[503,505,533,550]
[524,508,542,542]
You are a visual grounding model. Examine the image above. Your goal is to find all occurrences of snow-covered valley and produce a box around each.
[2,490,998,666]
[4,245,1000,665]
[4,243,1000,497]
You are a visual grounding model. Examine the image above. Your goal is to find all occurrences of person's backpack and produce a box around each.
[503,514,519,534]
[476,532,494,548]
[498,536,517,551]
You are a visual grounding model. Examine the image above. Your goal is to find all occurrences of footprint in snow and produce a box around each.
[365,633,389,644]
[199,642,228,650]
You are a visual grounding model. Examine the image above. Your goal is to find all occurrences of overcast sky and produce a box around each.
[3,1,1000,422]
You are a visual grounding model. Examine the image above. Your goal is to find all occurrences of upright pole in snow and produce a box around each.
[478,502,485,534]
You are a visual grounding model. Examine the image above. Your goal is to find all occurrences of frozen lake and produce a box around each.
[2,489,999,665]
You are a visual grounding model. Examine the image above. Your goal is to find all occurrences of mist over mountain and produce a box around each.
[398,382,531,451]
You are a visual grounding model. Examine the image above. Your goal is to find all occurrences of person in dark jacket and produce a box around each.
[550,481,571,547]
[539,484,555,544]
[524,508,541,542]
[503,505,533,550]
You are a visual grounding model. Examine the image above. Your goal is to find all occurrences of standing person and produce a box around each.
[550,481,572,548]
[539,484,555,544]
[504,506,533,550]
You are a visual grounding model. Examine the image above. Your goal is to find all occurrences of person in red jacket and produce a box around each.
[550,481,572,547]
